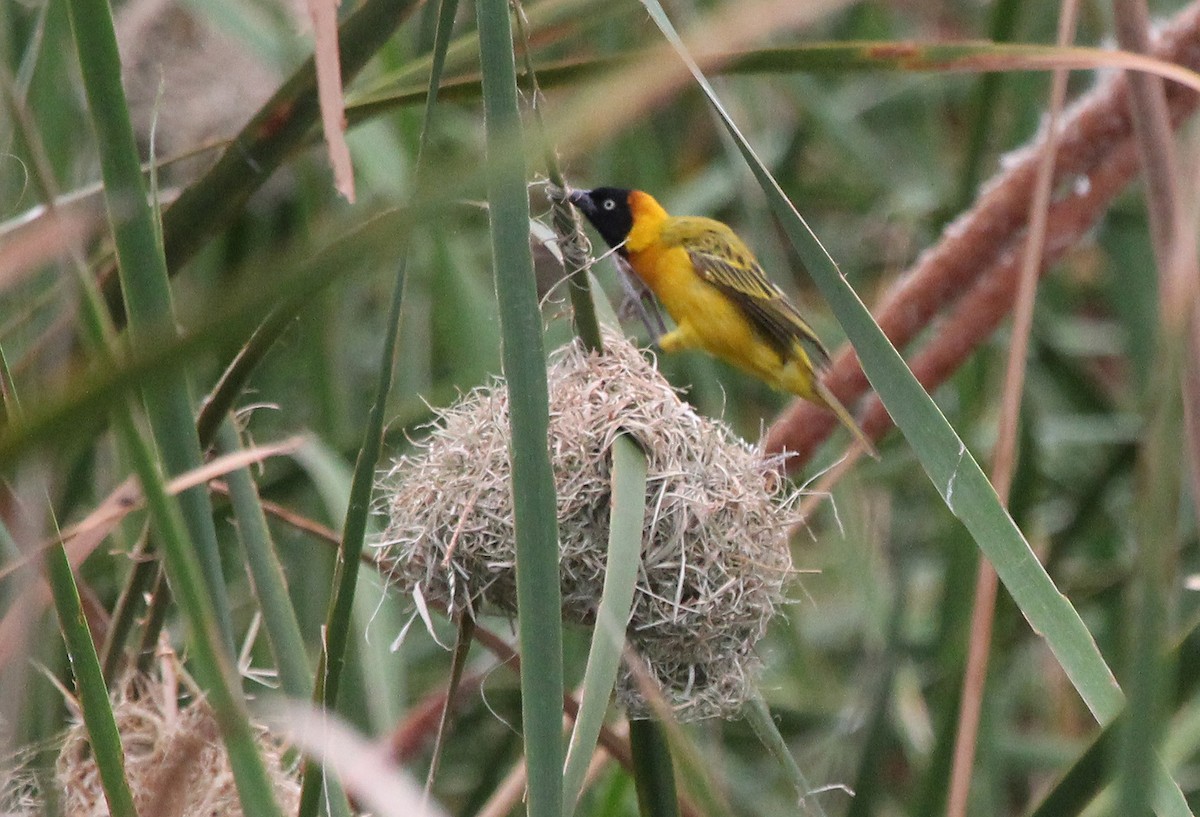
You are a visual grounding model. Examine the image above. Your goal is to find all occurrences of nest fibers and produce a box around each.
[49,673,300,817]
[377,331,803,720]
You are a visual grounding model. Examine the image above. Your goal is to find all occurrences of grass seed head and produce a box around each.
[377,331,802,719]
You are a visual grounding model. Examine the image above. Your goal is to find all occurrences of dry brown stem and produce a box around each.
[945,4,1079,815]
[764,1,1200,468]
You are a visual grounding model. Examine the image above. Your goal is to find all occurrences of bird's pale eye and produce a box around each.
[602,199,617,211]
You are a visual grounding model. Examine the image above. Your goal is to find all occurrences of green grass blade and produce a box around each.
[1119,389,1182,816]
[562,432,646,816]
[475,2,564,816]
[348,41,1200,125]
[6,342,133,817]
[628,719,679,817]
[66,256,286,817]
[744,694,827,817]
[214,419,313,699]
[42,537,139,817]
[295,249,406,817]
[637,0,1126,724]
[1027,709,1193,817]
[64,0,235,652]
[290,438,400,730]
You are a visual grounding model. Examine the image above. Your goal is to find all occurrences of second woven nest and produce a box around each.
[377,331,800,720]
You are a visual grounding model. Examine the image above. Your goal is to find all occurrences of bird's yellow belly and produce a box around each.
[631,245,787,386]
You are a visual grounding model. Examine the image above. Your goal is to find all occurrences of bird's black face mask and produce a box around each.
[568,187,634,255]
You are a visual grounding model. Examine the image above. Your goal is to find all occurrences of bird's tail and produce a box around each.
[814,380,878,459]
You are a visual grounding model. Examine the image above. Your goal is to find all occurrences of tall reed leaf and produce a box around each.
[0,357,137,817]
[475,2,564,816]
[562,433,646,815]
[64,0,234,650]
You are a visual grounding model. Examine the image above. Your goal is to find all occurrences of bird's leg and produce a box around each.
[657,325,700,354]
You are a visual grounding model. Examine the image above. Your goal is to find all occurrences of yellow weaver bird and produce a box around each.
[569,186,874,455]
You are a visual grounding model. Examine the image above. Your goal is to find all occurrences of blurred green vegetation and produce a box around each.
[2,0,1198,815]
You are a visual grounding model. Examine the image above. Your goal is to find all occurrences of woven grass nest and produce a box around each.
[376,330,802,720]
[1,671,299,817]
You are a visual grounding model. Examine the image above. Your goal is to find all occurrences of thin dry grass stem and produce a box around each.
[789,448,863,538]
[945,5,1079,817]
[377,331,801,719]
[764,0,1200,468]
[219,486,342,545]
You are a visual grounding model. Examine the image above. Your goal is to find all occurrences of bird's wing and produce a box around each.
[666,218,830,365]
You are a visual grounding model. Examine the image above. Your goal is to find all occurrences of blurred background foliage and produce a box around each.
[2,0,1198,815]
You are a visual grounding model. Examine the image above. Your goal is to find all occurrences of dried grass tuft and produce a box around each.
[0,762,39,817]
[377,331,801,719]
[52,673,299,817]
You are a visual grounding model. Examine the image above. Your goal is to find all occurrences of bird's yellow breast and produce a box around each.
[627,224,777,370]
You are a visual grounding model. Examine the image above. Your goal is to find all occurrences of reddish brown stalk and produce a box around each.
[945,4,1079,816]
[764,1,1200,467]
[852,138,1140,440]
[383,669,487,764]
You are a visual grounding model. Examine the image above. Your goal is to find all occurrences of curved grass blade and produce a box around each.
[475,1,564,816]
[0,206,414,465]
[42,535,139,817]
[562,432,646,816]
[0,354,136,817]
[214,419,313,699]
[744,694,828,817]
[1029,619,1200,817]
[636,4,1192,815]
[65,0,234,652]
[639,0,1123,722]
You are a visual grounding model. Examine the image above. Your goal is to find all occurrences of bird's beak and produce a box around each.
[567,189,595,216]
